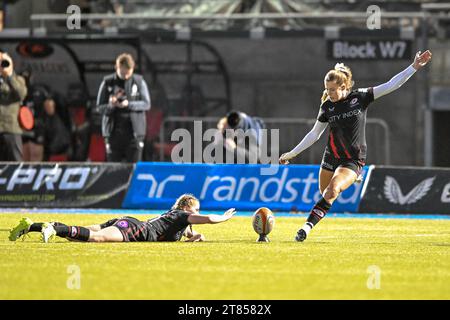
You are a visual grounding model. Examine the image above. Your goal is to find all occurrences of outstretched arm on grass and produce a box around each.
[187,208,236,225]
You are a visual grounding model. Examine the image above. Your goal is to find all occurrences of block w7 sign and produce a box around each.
[327,40,412,60]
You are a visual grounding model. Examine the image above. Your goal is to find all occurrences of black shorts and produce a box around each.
[100,216,154,242]
[320,150,365,176]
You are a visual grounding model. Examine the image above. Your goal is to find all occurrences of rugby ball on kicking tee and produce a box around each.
[252,207,275,235]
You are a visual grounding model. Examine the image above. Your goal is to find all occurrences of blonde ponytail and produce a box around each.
[321,89,329,103]
[330,63,354,89]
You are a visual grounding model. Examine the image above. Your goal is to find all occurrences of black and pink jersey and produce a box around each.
[317,88,374,161]
[146,209,191,242]
[100,209,191,242]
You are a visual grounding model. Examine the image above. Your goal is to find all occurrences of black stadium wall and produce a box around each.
[179,38,422,167]
[0,35,426,167]
[144,37,423,166]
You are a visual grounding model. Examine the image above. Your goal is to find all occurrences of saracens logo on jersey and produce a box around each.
[117,220,129,228]
[383,176,435,205]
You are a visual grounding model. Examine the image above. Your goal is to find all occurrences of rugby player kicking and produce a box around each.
[280,50,432,242]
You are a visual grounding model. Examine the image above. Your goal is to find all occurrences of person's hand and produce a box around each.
[223,208,236,220]
[0,53,14,77]
[118,99,129,108]
[412,50,432,70]
[279,152,294,164]
[185,233,205,242]
[186,233,205,242]
[109,95,119,107]
[217,117,228,132]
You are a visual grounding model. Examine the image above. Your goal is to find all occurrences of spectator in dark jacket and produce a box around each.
[96,53,151,162]
[0,51,27,161]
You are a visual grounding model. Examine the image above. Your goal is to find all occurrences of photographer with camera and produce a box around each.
[96,53,151,162]
[0,51,28,161]
[214,110,266,164]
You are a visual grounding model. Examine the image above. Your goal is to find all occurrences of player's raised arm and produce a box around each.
[279,120,328,164]
[372,50,432,100]
[187,208,236,224]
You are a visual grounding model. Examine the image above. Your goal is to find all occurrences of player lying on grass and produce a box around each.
[9,194,235,243]
[279,50,432,242]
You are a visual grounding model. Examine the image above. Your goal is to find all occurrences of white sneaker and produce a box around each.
[41,222,56,243]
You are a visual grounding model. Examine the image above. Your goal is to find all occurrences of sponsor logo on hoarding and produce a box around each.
[16,42,54,58]
[383,176,435,205]
[137,174,185,198]
[0,167,95,191]
[135,168,362,205]
[442,183,450,203]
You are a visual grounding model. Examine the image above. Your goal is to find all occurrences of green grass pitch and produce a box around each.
[1,213,449,300]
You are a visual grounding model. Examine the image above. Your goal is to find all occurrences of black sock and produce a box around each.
[29,223,43,232]
[307,197,332,227]
[54,225,90,242]
[30,222,69,233]
[52,222,68,228]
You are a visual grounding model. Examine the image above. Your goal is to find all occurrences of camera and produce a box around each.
[0,60,10,68]
[117,95,127,103]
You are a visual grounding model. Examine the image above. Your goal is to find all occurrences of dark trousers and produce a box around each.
[105,120,144,163]
[0,133,23,161]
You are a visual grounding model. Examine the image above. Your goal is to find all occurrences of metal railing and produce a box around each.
[158,116,391,165]
[31,12,430,22]
[30,10,450,30]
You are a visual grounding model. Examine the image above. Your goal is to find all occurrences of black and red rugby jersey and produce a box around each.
[317,88,374,161]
